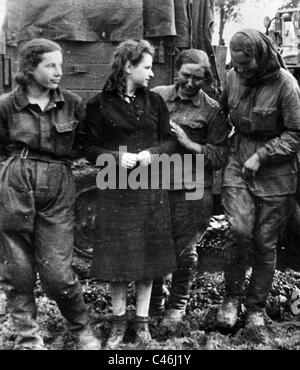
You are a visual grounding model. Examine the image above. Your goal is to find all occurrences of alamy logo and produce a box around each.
[96,146,205,200]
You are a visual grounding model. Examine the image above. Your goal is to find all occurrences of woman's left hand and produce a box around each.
[242,153,261,179]
[170,120,191,148]
[137,150,152,166]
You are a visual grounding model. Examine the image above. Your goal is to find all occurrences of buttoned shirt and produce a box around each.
[152,84,229,189]
[221,68,300,196]
[0,86,85,158]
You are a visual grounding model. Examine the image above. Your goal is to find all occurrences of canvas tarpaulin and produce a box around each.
[5,0,214,48]
[5,0,144,43]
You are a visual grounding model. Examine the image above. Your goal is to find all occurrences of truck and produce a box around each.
[0,0,226,259]
[265,6,300,82]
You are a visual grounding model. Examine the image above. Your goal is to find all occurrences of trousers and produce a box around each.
[0,157,89,346]
[222,186,294,310]
[150,190,213,312]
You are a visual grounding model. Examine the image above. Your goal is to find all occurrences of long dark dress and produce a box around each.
[83,88,177,281]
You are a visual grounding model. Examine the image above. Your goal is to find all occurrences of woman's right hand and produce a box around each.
[120,152,138,169]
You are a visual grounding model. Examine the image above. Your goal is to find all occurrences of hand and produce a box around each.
[170,120,191,148]
[137,150,152,166]
[120,152,138,169]
[242,153,261,180]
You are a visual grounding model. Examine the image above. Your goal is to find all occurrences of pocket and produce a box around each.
[251,107,279,135]
[54,120,78,156]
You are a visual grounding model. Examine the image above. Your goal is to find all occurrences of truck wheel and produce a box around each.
[73,164,98,261]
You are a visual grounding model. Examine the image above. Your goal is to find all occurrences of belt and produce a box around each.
[10,147,71,166]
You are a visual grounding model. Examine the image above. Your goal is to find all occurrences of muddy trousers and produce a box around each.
[150,190,213,313]
[222,186,295,311]
[0,157,89,347]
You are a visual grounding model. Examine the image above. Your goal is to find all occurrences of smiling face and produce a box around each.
[231,51,259,80]
[126,52,154,89]
[30,50,63,91]
[176,63,206,98]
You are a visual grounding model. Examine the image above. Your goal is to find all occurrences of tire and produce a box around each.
[73,164,98,260]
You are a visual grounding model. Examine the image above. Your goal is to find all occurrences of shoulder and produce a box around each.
[86,92,107,109]
[60,89,83,105]
[278,68,299,90]
[151,85,175,101]
[199,90,220,111]
[0,90,14,104]
[225,68,237,86]
[0,90,15,113]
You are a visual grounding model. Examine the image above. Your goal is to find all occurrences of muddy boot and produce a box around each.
[105,314,127,350]
[160,308,185,330]
[12,313,46,350]
[135,316,152,347]
[245,309,266,328]
[74,324,101,350]
[216,296,240,328]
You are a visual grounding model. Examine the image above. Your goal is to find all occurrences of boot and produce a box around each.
[105,314,127,350]
[160,308,185,330]
[245,309,267,328]
[216,296,240,328]
[135,316,152,347]
[12,313,46,350]
[74,324,101,350]
[149,277,167,319]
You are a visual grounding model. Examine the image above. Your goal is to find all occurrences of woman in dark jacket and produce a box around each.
[217,29,300,329]
[83,39,177,349]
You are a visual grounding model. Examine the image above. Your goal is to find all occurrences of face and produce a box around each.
[127,53,154,88]
[30,50,63,91]
[176,63,206,97]
[231,51,259,80]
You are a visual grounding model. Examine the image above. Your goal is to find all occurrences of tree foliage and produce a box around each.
[215,0,246,45]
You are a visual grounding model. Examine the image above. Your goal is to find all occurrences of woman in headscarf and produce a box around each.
[216,29,300,328]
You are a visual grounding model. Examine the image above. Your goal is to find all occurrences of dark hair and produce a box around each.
[175,48,213,84]
[15,38,62,87]
[103,39,155,94]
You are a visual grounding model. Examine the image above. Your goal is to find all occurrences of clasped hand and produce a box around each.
[121,150,152,168]
[242,153,261,179]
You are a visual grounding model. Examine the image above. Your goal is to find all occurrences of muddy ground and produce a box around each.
[1,216,300,350]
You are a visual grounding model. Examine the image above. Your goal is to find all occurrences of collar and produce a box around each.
[13,86,65,112]
[168,84,202,107]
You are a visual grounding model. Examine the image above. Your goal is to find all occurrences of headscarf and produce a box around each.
[229,29,286,86]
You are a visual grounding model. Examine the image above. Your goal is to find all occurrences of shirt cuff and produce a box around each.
[256,146,269,163]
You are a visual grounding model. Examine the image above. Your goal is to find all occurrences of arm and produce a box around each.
[82,99,117,164]
[70,96,87,159]
[200,109,229,170]
[170,108,229,170]
[146,94,177,156]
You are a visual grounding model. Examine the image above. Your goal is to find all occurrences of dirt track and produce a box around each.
[1,216,300,350]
